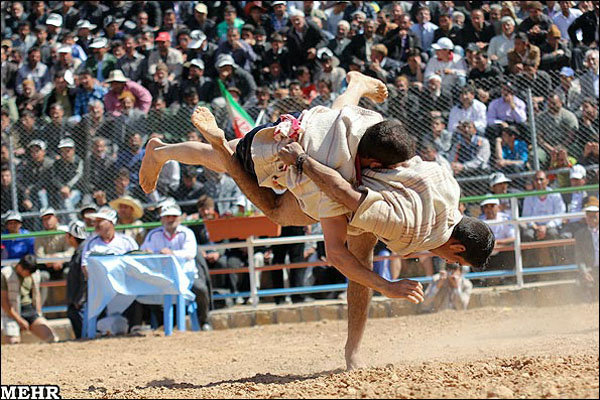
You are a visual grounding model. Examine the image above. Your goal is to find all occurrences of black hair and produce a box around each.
[450,216,495,271]
[18,254,38,273]
[357,120,415,166]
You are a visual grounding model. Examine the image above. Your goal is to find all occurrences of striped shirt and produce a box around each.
[81,233,139,267]
[348,156,463,255]
[140,225,197,276]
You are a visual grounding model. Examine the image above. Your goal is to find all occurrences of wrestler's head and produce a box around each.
[431,216,495,271]
[357,120,415,168]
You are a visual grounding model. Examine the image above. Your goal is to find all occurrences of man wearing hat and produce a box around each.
[424,37,467,91]
[144,31,184,83]
[62,220,88,338]
[207,54,257,105]
[80,203,98,229]
[80,36,117,82]
[539,24,571,71]
[507,32,541,72]
[44,13,63,43]
[575,196,599,300]
[313,47,346,94]
[103,69,152,115]
[16,139,54,214]
[34,207,73,280]
[553,67,583,112]
[186,3,216,38]
[479,197,515,271]
[563,164,596,233]
[489,172,519,215]
[109,196,145,245]
[518,1,553,46]
[51,138,84,214]
[141,204,213,331]
[181,58,212,102]
[1,211,34,260]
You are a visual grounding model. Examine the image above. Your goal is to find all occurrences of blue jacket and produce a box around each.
[1,228,35,260]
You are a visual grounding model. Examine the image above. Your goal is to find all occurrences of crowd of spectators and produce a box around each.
[1,1,599,336]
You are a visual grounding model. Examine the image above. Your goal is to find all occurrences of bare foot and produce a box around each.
[191,106,226,146]
[346,71,388,103]
[345,351,363,371]
[139,138,166,193]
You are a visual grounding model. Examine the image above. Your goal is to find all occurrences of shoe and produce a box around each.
[246,296,259,306]
[337,291,347,300]
[235,296,245,305]
[201,323,213,331]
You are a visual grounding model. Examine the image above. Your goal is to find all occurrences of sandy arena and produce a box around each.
[2,303,598,399]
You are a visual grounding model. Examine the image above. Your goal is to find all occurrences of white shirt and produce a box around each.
[487,33,515,67]
[447,99,487,134]
[424,53,467,90]
[522,191,566,228]
[81,233,139,266]
[141,225,198,276]
[552,9,583,40]
[481,212,515,240]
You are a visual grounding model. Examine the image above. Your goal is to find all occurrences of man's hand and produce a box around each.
[382,279,424,303]
[278,142,305,166]
[307,48,317,59]
[448,273,460,288]
[60,186,71,199]
[17,317,30,331]
[160,248,174,255]
[205,252,220,263]
[451,162,464,174]
[535,224,547,240]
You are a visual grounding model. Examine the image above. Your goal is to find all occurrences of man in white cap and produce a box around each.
[62,220,88,338]
[80,207,138,268]
[575,196,599,300]
[563,164,595,233]
[51,138,84,215]
[1,211,34,260]
[44,13,63,42]
[479,197,515,273]
[141,204,213,331]
[103,69,152,115]
[80,36,117,82]
[181,58,212,102]
[186,3,215,36]
[553,66,583,112]
[489,172,517,215]
[208,54,257,104]
[424,37,467,91]
[34,207,73,280]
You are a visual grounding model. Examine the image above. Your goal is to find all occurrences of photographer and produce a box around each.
[420,263,472,313]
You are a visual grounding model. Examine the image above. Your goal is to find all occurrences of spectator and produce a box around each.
[44,70,76,118]
[553,67,583,112]
[420,263,472,313]
[73,69,108,117]
[423,116,453,159]
[384,14,422,65]
[507,32,541,72]
[109,195,145,245]
[553,1,583,40]
[77,100,118,158]
[489,172,520,216]
[495,124,529,173]
[447,85,487,134]
[433,12,461,46]
[269,1,290,34]
[452,11,465,29]
[63,220,87,339]
[418,74,453,128]
[518,1,554,47]
[575,197,599,301]
[313,48,346,94]
[459,8,495,50]
[342,19,381,67]
[12,21,36,55]
[486,82,527,127]
[538,25,571,72]
[16,46,51,95]
[52,43,82,79]
[1,166,27,215]
[522,170,566,243]
[271,226,309,304]
[567,2,599,52]
[141,204,212,331]
[537,93,579,159]
[365,43,400,84]
[1,254,58,344]
[4,2,28,38]
[327,20,351,58]
[114,132,144,180]
[34,207,73,280]
[16,139,53,212]
[398,48,425,84]
[420,140,452,174]
[185,3,215,38]
[51,138,84,215]
[479,198,516,271]
[579,49,599,100]
[208,54,257,105]
[1,211,34,260]
[170,166,205,215]
[79,203,98,229]
[41,103,70,153]
[181,58,212,103]
[576,97,599,165]
[80,37,117,83]
[547,144,578,188]
[448,120,491,176]
[516,59,553,108]
[215,5,245,41]
[424,37,467,92]
[410,5,438,52]
[286,8,328,67]
[489,4,504,35]
[87,137,115,195]
[388,75,420,130]
[16,79,45,117]
[117,35,145,83]
[216,26,258,72]
[103,69,152,115]
[562,164,592,233]
[144,32,184,83]
[125,1,162,30]
[343,1,376,21]
[74,20,96,57]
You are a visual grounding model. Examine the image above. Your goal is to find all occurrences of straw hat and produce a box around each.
[109,195,144,220]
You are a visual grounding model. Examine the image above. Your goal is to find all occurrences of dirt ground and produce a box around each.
[2,303,598,399]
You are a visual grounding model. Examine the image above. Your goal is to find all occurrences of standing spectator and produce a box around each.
[15,47,51,95]
[410,5,438,52]
[51,138,84,215]
[489,17,517,68]
[507,32,541,72]
[575,197,599,301]
[553,0,583,40]
[144,32,184,83]
[1,254,58,344]
[518,1,554,47]
[34,207,73,280]
[448,120,491,177]
[216,5,246,41]
[342,19,381,67]
[117,35,145,83]
[424,37,467,93]
[1,166,27,215]
[567,1,599,58]
[327,20,351,58]
[16,139,53,211]
[459,8,495,50]
[522,170,566,242]
[384,14,422,65]
[420,263,472,313]
[103,70,152,115]
[1,212,34,260]
[64,220,87,339]
[73,70,108,117]
[286,9,328,67]
[495,124,529,173]
[447,85,487,134]
[80,37,117,83]
[419,140,452,174]
[216,27,257,72]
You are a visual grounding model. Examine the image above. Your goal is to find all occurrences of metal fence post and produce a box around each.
[526,88,540,171]
[8,135,19,211]
[247,235,259,307]
[511,197,524,288]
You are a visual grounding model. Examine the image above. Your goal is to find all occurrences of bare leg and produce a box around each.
[30,318,58,342]
[332,71,388,110]
[345,232,378,370]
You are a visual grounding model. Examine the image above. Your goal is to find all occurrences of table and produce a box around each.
[85,254,195,338]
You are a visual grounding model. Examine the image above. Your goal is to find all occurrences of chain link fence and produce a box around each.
[2,69,598,228]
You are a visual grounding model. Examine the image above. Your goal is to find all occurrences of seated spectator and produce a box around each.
[1,254,58,344]
[171,165,205,215]
[52,43,82,80]
[410,5,438,53]
[418,74,453,131]
[216,5,246,41]
[420,140,452,174]
[181,58,212,103]
[245,87,275,126]
[507,32,540,73]
[327,20,351,58]
[388,75,420,131]
[51,138,84,215]
[468,50,504,97]
[207,54,257,105]
[109,195,145,245]
[79,203,98,229]
[63,220,87,339]
[521,170,566,243]
[447,85,487,134]
[80,37,117,83]
[479,198,516,270]
[495,124,529,173]
[342,19,381,67]
[311,79,334,108]
[34,207,73,280]
[489,4,504,35]
[43,70,76,118]
[579,49,599,100]
[383,14,422,65]
[420,263,472,313]
[147,62,180,108]
[448,120,491,176]
[423,117,453,159]
[1,211,34,260]
[16,79,45,117]
[515,59,553,106]
[487,16,516,68]
[489,172,520,215]
[518,1,553,47]
[424,38,467,93]
[365,43,400,84]
[562,165,593,236]
[16,46,51,96]
[11,111,40,154]
[567,3,599,70]
[40,103,71,153]
[312,48,346,95]
[486,82,527,129]
[286,9,328,67]
[295,66,317,104]
[553,67,583,113]
[116,90,149,139]
[117,34,145,82]
[141,204,212,331]
[103,69,152,116]
[16,139,53,212]
[539,24,571,71]
[547,144,578,188]
[575,97,599,165]
[433,12,461,46]
[398,48,425,85]
[94,168,138,207]
[536,93,579,161]
[459,8,495,50]
[452,11,466,29]
[87,137,115,195]
[1,166,28,216]
[575,197,599,302]
[216,26,257,72]
[73,70,108,117]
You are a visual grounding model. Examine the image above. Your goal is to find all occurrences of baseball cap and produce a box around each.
[5,211,22,223]
[195,3,208,14]
[427,74,442,82]
[500,16,515,26]
[45,13,63,27]
[76,20,97,31]
[40,207,56,217]
[560,66,575,77]
[63,220,87,239]
[431,37,454,51]
[480,198,500,207]
[87,206,118,225]
[160,204,182,217]
[289,8,305,18]
[58,45,72,54]
[155,31,171,42]
[189,30,207,49]
[584,196,599,212]
[489,172,512,188]
[1,39,12,47]
[216,54,235,68]
[58,138,75,148]
[89,37,108,49]
[569,164,586,180]
[189,58,205,70]
[272,1,286,6]
[80,203,98,217]
[28,139,47,150]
